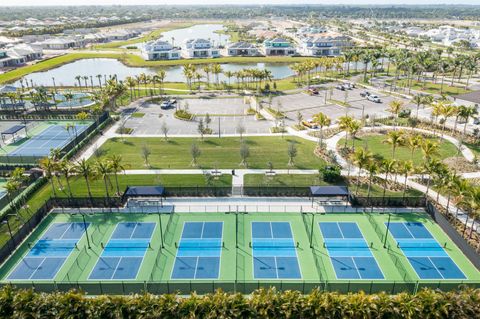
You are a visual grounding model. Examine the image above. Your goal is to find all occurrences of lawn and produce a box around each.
[389,79,471,96]
[95,136,326,169]
[243,174,422,197]
[131,112,145,118]
[339,134,458,162]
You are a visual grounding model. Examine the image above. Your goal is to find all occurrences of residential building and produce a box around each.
[0,43,42,67]
[300,33,352,57]
[226,41,259,56]
[183,38,220,58]
[263,38,296,56]
[142,40,181,60]
[34,37,85,50]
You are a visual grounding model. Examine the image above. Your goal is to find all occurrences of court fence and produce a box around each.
[244,186,310,197]
[350,196,426,207]
[426,201,480,270]
[2,280,479,295]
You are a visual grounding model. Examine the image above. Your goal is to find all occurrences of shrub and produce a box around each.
[320,165,342,183]
[174,109,194,121]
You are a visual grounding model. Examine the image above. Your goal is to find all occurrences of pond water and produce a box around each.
[14,58,295,87]
[124,24,230,49]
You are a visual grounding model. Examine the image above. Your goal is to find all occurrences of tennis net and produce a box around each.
[396,240,446,249]
[30,240,78,250]
[250,241,299,249]
[323,240,372,249]
[176,240,224,249]
[102,241,151,250]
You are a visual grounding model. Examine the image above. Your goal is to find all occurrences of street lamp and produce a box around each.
[157,203,164,248]
[73,212,91,249]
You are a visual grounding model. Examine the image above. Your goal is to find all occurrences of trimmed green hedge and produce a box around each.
[0,287,478,318]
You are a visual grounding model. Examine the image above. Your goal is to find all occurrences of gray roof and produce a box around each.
[124,186,165,197]
[309,186,349,196]
[0,85,17,93]
[228,41,257,49]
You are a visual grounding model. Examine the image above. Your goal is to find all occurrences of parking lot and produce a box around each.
[122,84,417,136]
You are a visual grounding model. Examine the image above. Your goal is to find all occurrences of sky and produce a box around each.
[5,0,480,5]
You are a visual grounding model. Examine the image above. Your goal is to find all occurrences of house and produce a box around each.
[35,37,85,50]
[0,44,42,67]
[263,38,296,56]
[227,41,259,56]
[142,40,181,60]
[183,38,220,58]
[300,33,352,57]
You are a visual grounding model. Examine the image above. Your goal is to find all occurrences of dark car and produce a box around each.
[336,84,346,91]
[360,91,370,97]
[308,88,319,95]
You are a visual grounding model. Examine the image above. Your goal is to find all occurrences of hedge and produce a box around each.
[0,287,478,318]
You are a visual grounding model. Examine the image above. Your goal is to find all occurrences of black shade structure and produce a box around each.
[1,125,25,143]
[124,186,165,197]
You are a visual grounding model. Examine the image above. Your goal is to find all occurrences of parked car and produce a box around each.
[302,119,319,129]
[307,87,319,95]
[336,84,346,91]
[367,95,381,103]
[344,82,355,90]
[170,99,177,106]
[360,91,370,97]
[160,101,172,109]
[473,117,480,125]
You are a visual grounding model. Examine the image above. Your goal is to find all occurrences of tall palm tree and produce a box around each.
[312,112,331,146]
[365,160,379,199]
[406,133,422,160]
[108,155,126,195]
[58,159,75,198]
[95,159,112,199]
[338,115,353,148]
[388,100,404,129]
[350,147,373,195]
[38,157,57,196]
[383,130,405,159]
[380,158,397,201]
[76,159,94,200]
[399,160,414,199]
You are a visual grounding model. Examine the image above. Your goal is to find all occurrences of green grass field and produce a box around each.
[388,79,471,96]
[0,211,477,294]
[339,134,458,162]
[95,136,326,169]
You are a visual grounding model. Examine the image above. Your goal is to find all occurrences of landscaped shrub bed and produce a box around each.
[0,286,478,318]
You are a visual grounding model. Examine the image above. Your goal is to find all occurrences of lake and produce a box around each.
[14,58,295,87]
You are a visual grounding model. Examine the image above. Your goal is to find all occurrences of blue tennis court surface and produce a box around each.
[251,221,301,279]
[171,221,223,279]
[8,222,88,280]
[388,222,466,279]
[89,222,155,280]
[319,222,384,279]
[9,124,89,157]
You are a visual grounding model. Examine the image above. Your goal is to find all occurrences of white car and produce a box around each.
[367,95,381,103]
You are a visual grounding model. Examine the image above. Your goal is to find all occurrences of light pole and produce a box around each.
[383,213,391,248]
[157,204,164,248]
[75,213,91,249]
[309,212,315,248]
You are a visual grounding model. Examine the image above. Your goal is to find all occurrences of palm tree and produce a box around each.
[338,115,353,148]
[157,70,166,95]
[421,140,439,163]
[365,160,379,199]
[406,133,422,160]
[58,159,75,198]
[399,160,414,199]
[388,100,404,129]
[38,157,57,196]
[412,94,424,118]
[76,159,94,200]
[125,77,136,101]
[383,130,405,159]
[95,159,112,199]
[312,112,331,147]
[458,105,477,136]
[108,155,126,195]
[350,147,373,195]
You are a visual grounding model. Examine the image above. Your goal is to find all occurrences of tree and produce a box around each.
[296,111,303,127]
[237,122,246,141]
[197,118,205,141]
[239,142,250,167]
[109,154,126,195]
[76,159,94,200]
[161,121,169,141]
[58,160,74,198]
[287,141,297,167]
[383,130,405,159]
[350,147,373,195]
[406,133,422,160]
[399,160,414,199]
[190,143,201,167]
[95,159,112,199]
[388,100,404,129]
[312,112,331,147]
[338,115,353,148]
[38,157,57,196]
[205,113,212,130]
[141,144,151,168]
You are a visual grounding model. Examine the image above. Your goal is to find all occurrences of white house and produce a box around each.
[263,38,296,56]
[226,41,259,56]
[142,40,181,60]
[0,44,42,67]
[183,38,220,58]
[300,33,352,57]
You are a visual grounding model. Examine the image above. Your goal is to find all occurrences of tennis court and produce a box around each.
[8,124,89,157]
[388,222,466,279]
[251,221,302,279]
[89,222,155,280]
[319,222,384,279]
[171,221,223,279]
[7,222,89,280]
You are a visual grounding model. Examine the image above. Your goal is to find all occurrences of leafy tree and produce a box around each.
[239,142,250,167]
[287,141,297,167]
[141,144,151,168]
[190,143,201,167]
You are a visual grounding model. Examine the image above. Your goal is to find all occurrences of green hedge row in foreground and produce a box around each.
[0,287,479,319]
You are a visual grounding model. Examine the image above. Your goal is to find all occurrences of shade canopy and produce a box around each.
[309,186,349,197]
[1,125,25,135]
[124,186,165,197]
